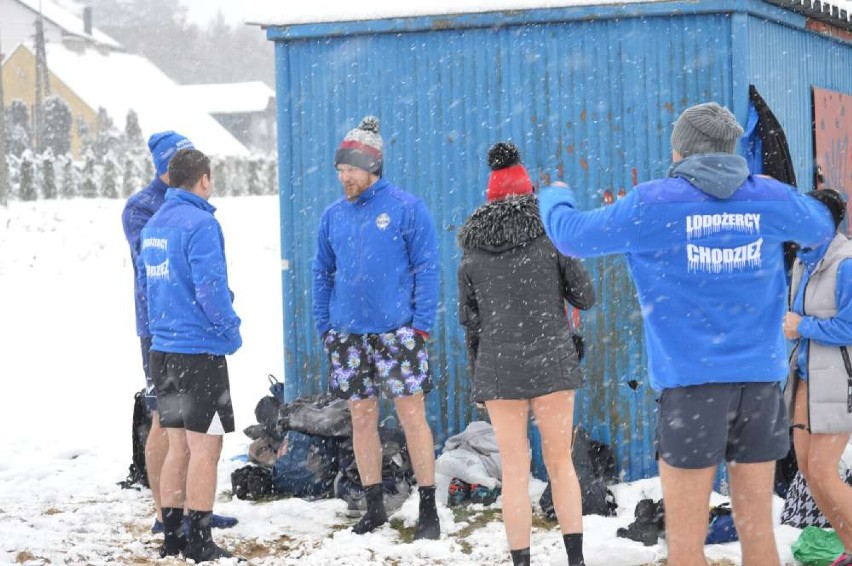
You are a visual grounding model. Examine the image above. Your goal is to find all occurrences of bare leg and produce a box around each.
[659,459,714,566]
[394,392,435,486]
[159,427,190,509]
[486,399,532,551]
[530,391,582,535]
[145,411,169,521]
[349,398,381,485]
[805,433,852,550]
[794,383,852,551]
[728,461,781,566]
[185,431,223,512]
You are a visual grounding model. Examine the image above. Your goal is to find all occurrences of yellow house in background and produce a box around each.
[2,42,249,159]
[2,43,100,159]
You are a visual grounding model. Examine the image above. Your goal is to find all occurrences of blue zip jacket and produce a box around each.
[539,154,834,391]
[312,177,439,336]
[137,189,242,355]
[122,177,168,337]
[792,244,852,380]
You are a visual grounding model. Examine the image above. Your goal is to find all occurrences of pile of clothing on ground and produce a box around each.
[231,376,414,517]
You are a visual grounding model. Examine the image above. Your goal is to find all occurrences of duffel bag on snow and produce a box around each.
[272,430,340,498]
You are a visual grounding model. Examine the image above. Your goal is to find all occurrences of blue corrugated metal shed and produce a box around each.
[261,0,852,481]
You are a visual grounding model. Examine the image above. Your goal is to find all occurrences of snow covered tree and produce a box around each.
[19,150,36,201]
[247,156,262,196]
[93,108,119,161]
[265,158,278,195]
[42,96,72,156]
[142,153,155,182]
[59,153,77,199]
[101,153,118,198]
[41,148,57,199]
[124,109,143,148]
[229,157,243,197]
[6,100,32,157]
[80,149,98,198]
[0,46,7,207]
[122,155,139,198]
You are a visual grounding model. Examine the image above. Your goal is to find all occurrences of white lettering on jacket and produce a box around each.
[687,238,763,273]
[685,213,761,240]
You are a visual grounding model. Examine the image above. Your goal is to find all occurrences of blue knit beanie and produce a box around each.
[148,131,194,177]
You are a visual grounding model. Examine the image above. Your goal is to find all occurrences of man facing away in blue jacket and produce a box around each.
[313,116,441,540]
[121,132,236,537]
[138,148,242,562]
[538,102,835,566]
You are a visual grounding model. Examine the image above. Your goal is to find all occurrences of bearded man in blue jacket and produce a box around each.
[313,116,441,540]
[539,102,835,566]
[138,148,242,562]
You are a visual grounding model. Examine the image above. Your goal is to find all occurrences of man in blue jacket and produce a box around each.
[313,116,441,539]
[122,131,236,537]
[538,102,835,566]
[138,148,242,562]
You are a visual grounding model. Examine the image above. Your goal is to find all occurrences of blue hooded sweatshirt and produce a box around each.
[122,177,169,338]
[539,153,834,391]
[312,177,439,336]
[137,189,242,355]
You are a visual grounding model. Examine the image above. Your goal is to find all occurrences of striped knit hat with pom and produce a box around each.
[486,142,533,202]
[334,116,383,175]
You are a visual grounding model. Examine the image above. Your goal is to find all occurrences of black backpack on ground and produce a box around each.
[540,426,617,518]
[118,388,152,489]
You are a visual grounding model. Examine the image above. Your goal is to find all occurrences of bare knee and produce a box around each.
[543,448,575,480]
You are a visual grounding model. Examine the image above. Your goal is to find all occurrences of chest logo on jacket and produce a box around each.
[685,213,763,274]
[376,213,391,231]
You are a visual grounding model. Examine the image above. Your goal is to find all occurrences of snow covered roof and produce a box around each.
[179,82,275,115]
[41,43,249,156]
[245,0,851,29]
[11,0,121,49]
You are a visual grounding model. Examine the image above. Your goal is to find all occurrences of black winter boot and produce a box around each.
[352,484,388,534]
[158,507,186,558]
[563,533,585,566]
[510,547,531,566]
[184,510,239,563]
[413,485,440,540]
[616,498,661,546]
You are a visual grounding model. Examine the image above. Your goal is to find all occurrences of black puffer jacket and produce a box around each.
[457,194,595,402]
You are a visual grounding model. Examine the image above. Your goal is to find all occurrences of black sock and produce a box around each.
[563,533,584,566]
[159,507,186,557]
[413,485,440,540]
[352,483,387,534]
[510,547,531,566]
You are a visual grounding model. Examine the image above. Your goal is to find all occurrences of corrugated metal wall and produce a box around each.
[272,10,738,481]
[747,16,852,191]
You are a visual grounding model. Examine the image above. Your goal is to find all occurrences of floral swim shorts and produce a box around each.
[323,326,433,400]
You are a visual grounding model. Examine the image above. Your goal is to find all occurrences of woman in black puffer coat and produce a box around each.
[457,142,595,566]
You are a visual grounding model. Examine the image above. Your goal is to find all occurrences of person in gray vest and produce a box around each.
[784,188,852,566]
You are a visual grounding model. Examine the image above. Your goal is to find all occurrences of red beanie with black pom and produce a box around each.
[486,142,533,202]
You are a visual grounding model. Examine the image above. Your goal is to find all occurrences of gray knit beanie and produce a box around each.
[671,102,744,158]
[334,116,383,175]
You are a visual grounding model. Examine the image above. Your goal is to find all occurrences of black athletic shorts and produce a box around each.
[656,381,789,469]
[140,337,157,412]
[149,351,235,435]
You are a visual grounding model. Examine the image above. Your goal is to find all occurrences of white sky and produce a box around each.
[180,0,248,26]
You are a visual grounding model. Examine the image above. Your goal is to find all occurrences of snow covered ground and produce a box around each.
[0,195,839,565]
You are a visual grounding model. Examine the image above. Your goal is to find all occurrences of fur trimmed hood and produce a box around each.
[457,194,545,252]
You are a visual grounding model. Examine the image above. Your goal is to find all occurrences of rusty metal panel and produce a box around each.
[813,87,851,235]
[273,11,738,481]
